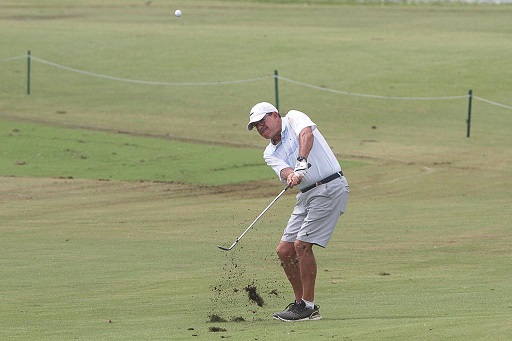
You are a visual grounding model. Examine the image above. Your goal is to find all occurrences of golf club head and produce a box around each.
[217,184,290,252]
[218,244,235,251]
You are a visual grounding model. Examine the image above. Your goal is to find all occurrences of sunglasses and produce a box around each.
[255,112,273,127]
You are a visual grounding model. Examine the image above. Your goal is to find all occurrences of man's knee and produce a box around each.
[277,241,296,262]
[294,240,313,255]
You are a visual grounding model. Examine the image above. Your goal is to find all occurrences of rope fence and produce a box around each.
[29,55,273,86]
[2,51,510,137]
[276,74,467,101]
[0,55,27,62]
[473,96,512,111]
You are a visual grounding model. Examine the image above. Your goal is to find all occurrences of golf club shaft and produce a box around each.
[218,184,290,251]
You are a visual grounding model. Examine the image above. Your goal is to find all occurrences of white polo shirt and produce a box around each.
[263,110,342,191]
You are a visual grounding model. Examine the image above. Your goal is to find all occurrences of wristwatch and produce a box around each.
[297,156,307,162]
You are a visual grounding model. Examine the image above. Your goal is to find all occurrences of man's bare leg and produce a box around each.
[276,241,303,302]
[294,240,316,303]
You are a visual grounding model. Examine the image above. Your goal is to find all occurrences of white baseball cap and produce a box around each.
[247,102,278,131]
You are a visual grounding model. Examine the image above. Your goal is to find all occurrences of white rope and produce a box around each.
[0,55,27,62]
[29,56,272,86]
[474,96,512,111]
[276,75,467,101]
[2,54,511,111]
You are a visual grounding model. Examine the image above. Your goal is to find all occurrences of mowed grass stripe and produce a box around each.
[1,119,275,185]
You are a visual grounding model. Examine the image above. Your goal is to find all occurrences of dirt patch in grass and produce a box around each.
[245,284,264,307]
[208,314,227,323]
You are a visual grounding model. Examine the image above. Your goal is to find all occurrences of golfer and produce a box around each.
[247,102,349,322]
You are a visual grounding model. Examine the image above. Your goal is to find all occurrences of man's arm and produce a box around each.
[281,126,314,188]
[298,126,314,160]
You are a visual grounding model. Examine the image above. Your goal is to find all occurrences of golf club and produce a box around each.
[218,184,290,251]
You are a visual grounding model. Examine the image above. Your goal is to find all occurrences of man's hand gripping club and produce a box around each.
[287,157,311,188]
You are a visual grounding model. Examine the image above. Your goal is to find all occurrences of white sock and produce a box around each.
[302,299,315,309]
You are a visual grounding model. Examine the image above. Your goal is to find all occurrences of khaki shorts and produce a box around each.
[281,176,349,248]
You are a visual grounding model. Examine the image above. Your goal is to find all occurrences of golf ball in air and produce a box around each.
[175,9,182,17]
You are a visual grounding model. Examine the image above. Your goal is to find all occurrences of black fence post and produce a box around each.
[466,89,473,138]
[274,69,279,111]
[27,50,31,95]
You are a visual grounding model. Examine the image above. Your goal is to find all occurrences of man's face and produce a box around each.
[255,112,281,140]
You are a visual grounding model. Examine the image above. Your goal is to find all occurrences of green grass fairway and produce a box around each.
[0,119,276,185]
[1,1,511,340]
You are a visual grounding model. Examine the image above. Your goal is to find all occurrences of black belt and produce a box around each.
[300,171,343,193]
